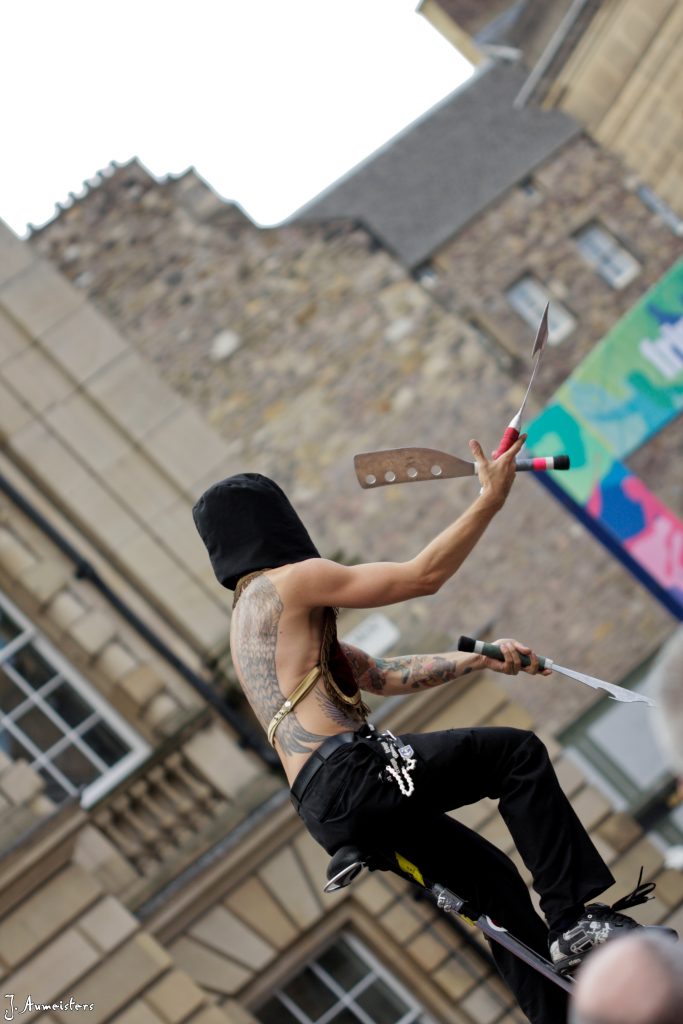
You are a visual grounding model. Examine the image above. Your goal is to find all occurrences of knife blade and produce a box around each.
[353,448,569,488]
[457,636,656,707]
[492,303,549,458]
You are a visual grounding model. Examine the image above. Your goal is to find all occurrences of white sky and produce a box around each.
[1,1,472,237]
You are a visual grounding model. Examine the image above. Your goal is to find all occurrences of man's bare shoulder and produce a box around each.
[270,558,349,599]
[280,557,346,578]
[232,572,283,628]
[275,556,418,612]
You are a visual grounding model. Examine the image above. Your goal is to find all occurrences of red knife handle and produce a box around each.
[492,426,519,459]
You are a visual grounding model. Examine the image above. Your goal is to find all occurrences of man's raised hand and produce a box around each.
[469,434,527,511]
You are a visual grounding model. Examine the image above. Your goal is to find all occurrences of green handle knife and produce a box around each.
[458,636,656,707]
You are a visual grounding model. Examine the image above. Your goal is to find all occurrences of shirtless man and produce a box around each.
[193,437,645,1024]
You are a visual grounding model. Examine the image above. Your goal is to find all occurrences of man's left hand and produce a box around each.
[486,639,553,676]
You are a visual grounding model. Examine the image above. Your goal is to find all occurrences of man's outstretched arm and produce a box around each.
[343,638,549,697]
[283,435,527,611]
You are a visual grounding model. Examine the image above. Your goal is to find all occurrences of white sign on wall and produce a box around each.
[342,614,400,657]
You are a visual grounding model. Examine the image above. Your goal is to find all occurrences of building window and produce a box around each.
[560,651,683,849]
[506,276,575,343]
[575,223,640,289]
[636,185,683,237]
[256,933,435,1024]
[0,592,148,807]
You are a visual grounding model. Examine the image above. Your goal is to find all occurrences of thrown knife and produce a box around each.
[458,636,656,707]
[492,303,549,458]
[354,447,569,489]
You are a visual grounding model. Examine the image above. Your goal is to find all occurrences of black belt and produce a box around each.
[290,730,359,810]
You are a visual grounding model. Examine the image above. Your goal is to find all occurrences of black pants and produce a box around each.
[294,726,614,1024]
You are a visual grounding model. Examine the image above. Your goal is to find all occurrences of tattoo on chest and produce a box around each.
[231,577,340,756]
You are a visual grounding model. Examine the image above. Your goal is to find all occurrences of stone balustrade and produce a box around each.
[90,713,231,887]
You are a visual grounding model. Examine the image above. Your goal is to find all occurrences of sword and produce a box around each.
[354,448,569,489]
[457,636,656,707]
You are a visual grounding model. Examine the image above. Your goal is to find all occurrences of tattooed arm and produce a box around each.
[342,639,549,696]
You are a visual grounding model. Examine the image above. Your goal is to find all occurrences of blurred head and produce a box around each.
[192,473,320,590]
[570,932,683,1024]
[650,626,683,779]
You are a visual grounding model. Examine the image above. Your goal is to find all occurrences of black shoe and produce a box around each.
[549,869,657,976]
[549,902,640,975]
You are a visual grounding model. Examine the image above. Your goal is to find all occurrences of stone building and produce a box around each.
[420,0,683,217]
[1,50,682,1024]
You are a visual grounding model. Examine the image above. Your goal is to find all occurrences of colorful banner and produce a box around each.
[527,260,683,614]
[545,260,683,459]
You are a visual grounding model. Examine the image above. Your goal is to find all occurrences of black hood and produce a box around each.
[192,473,320,590]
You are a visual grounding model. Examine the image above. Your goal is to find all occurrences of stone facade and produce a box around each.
[0,222,236,660]
[426,132,683,525]
[541,0,683,216]
[428,136,683,512]
[29,145,680,730]
[0,224,278,1023]
[140,679,683,1023]
[427,0,683,216]
[1,101,681,1023]
[0,801,240,1024]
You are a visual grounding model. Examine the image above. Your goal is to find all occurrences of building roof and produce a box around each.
[295,62,579,269]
